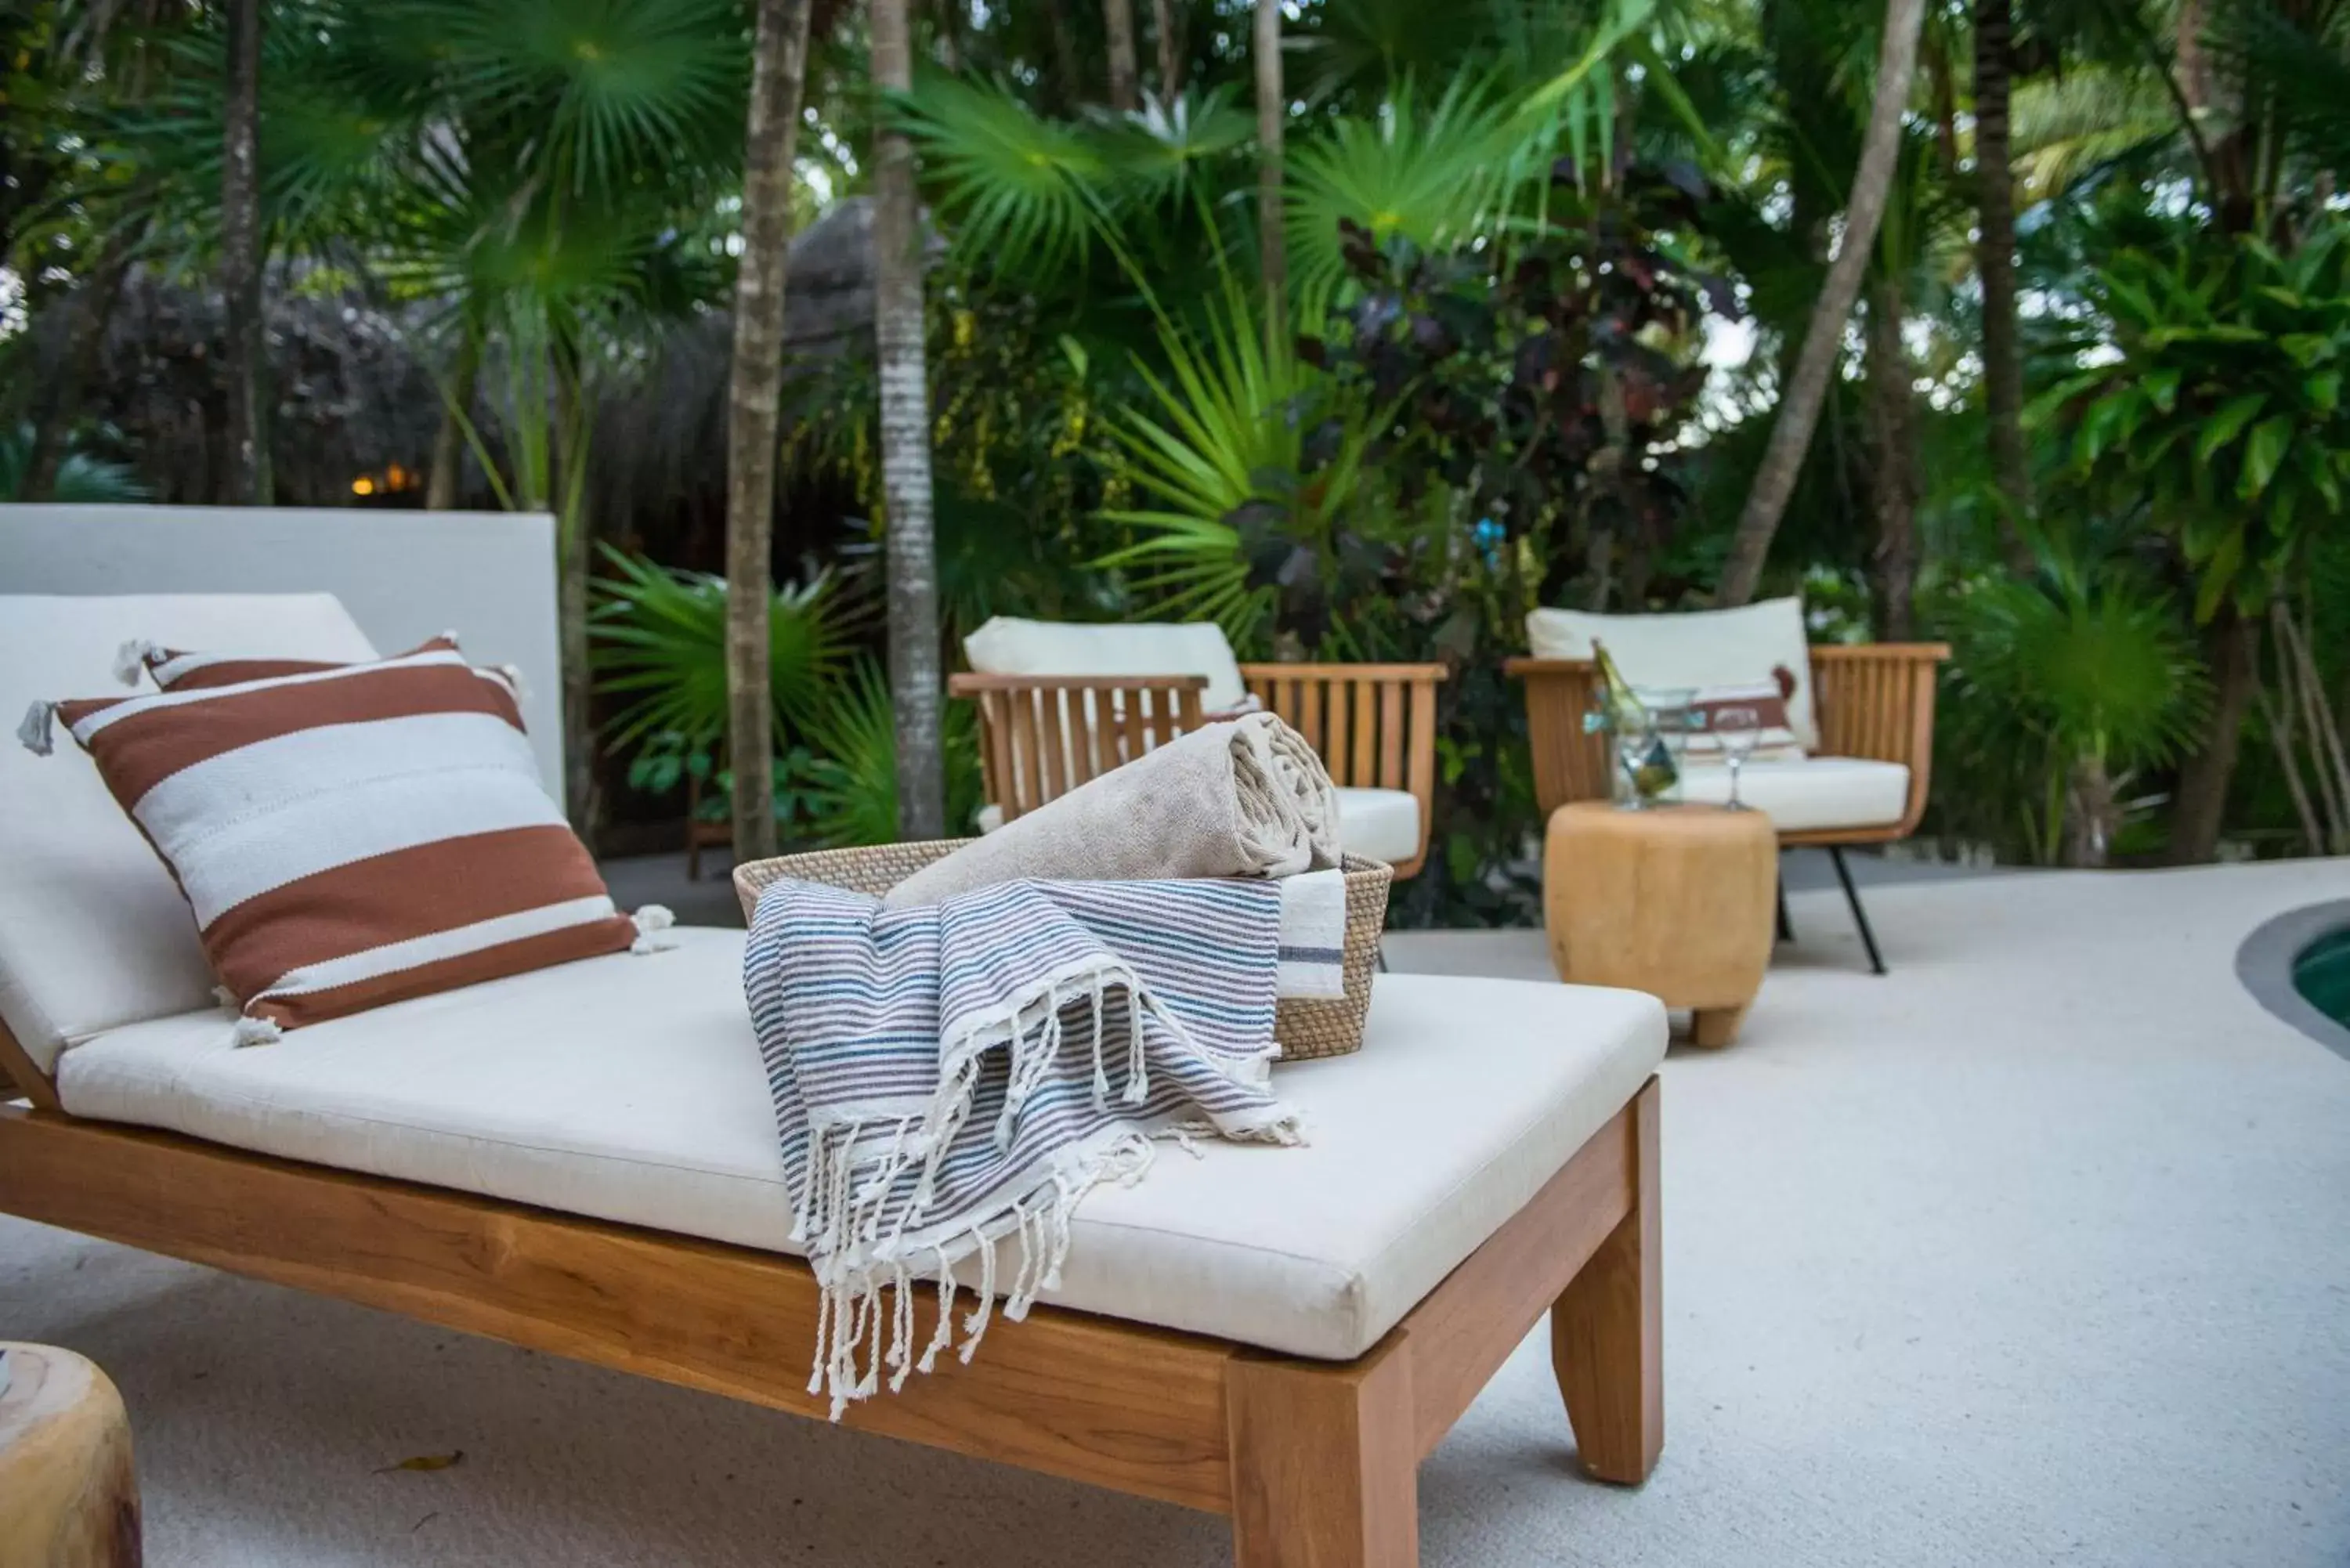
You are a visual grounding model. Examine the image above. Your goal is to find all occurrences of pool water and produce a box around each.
[2292,928,2350,1028]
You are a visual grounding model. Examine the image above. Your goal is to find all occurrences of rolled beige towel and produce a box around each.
[883,712,1340,909]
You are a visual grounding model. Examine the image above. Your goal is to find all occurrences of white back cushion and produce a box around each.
[0,505,564,798]
[0,594,380,1070]
[964,616,1249,712]
[1526,597,1820,750]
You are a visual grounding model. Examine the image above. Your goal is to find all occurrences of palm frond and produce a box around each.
[2009,63,2178,204]
[892,74,1112,279]
[588,547,857,757]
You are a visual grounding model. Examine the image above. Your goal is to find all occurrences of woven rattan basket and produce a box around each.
[732,840,1389,1061]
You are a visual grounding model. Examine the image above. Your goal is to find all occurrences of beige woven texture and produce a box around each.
[733,843,1388,1060]
[879,712,1341,909]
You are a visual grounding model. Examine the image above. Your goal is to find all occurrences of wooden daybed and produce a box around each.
[0,1007,1660,1568]
[0,593,1664,1568]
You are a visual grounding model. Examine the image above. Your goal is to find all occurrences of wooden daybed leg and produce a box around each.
[1226,1335,1419,1568]
[1552,1077,1662,1485]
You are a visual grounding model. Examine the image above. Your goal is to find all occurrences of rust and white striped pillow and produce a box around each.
[20,636,667,1042]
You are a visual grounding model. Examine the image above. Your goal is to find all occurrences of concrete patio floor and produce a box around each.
[4,858,2347,1565]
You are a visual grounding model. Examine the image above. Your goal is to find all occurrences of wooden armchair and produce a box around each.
[1506,644,1950,970]
[948,663,1448,878]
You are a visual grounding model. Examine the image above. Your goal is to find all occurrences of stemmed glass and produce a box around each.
[1711,703,1763,811]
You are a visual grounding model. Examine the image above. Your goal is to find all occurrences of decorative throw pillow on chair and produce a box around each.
[17,634,670,1042]
[1678,670,1807,764]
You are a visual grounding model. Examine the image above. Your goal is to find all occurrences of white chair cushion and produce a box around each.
[1527,597,1820,750]
[1674,757,1910,833]
[1334,786,1421,865]
[964,616,1250,713]
[54,929,1665,1360]
[0,594,380,1070]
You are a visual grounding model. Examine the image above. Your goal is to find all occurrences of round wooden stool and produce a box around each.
[0,1344,141,1568]
[1543,800,1777,1047]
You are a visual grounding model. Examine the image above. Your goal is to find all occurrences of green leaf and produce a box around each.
[2237,415,2292,500]
[2193,527,2244,624]
[2194,394,2268,466]
[2309,371,2342,414]
[2142,367,2181,414]
[2278,333,2334,367]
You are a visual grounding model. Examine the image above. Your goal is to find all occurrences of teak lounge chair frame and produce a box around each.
[0,1014,1657,1567]
[951,663,1449,878]
[1507,643,1950,974]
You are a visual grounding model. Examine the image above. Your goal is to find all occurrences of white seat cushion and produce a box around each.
[964,616,1250,713]
[55,929,1665,1359]
[1674,756,1910,833]
[1527,597,1820,749]
[0,594,381,1071]
[1335,786,1421,865]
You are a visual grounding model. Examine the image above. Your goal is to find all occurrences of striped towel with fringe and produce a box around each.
[743,875,1304,1418]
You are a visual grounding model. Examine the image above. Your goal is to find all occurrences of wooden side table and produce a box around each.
[1544,800,1777,1046]
[0,1344,142,1568]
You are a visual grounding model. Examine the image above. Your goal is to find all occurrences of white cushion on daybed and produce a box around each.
[0,593,381,1071]
[1675,757,1911,833]
[964,615,1251,713]
[55,927,1664,1360]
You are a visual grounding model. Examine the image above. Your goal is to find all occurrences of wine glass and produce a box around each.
[1711,703,1763,811]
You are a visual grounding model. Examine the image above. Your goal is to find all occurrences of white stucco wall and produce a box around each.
[0,505,566,800]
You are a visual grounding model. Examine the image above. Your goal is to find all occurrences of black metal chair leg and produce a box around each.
[1828,846,1886,975]
[1775,865,1794,943]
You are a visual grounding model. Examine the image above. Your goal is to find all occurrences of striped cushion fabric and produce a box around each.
[1673,677,1806,763]
[24,637,655,1039]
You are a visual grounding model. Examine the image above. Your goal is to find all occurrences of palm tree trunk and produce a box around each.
[22,226,137,502]
[1864,277,1920,640]
[553,355,597,836]
[219,0,269,506]
[1714,0,1926,608]
[1103,0,1140,111]
[424,327,480,511]
[1152,0,1181,106]
[1973,0,2034,573]
[1253,0,1285,349]
[873,0,946,839]
[725,0,817,865]
[2168,608,2257,863]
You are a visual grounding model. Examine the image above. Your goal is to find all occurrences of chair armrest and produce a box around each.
[1506,659,1609,817]
[1239,663,1448,877]
[1806,644,1950,836]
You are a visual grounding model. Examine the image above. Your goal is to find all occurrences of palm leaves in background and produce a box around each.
[1940,534,2210,865]
[589,547,857,757]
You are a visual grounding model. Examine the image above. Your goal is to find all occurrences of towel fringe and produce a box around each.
[16,701,56,757]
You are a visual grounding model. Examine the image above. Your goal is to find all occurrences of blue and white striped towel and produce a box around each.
[743,873,1308,1417]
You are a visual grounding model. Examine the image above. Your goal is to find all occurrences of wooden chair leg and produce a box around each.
[1226,1336,1419,1568]
[1551,1078,1661,1485]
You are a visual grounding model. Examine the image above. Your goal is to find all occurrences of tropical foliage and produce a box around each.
[5,0,2347,901]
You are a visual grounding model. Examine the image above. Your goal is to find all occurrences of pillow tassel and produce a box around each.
[631,905,679,954]
[112,639,164,687]
[231,1015,283,1047]
[16,701,56,757]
